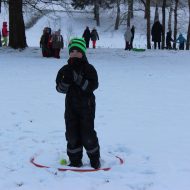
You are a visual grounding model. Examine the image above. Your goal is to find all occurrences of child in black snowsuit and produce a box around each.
[55,38,101,169]
[166,30,174,49]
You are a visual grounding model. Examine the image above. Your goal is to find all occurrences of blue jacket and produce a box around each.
[176,34,186,44]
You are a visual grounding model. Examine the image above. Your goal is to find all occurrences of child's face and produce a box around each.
[70,49,83,58]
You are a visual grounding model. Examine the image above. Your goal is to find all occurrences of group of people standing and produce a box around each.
[82,26,99,48]
[40,26,99,58]
[40,27,64,58]
[124,21,187,51]
[151,20,187,50]
[0,21,9,47]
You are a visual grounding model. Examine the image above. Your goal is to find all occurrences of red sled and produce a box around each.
[30,156,124,172]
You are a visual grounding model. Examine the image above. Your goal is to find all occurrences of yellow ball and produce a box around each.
[60,159,67,165]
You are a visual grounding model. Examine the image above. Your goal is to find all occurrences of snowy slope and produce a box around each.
[0,47,190,190]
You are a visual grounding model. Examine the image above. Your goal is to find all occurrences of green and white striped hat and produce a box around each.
[68,38,86,54]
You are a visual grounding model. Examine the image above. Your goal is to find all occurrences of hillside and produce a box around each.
[1,3,189,49]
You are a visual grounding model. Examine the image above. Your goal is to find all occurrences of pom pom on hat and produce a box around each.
[68,38,86,55]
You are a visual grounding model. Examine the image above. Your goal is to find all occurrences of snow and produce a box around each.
[0,47,190,190]
[1,3,190,190]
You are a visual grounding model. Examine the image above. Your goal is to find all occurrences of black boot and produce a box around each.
[68,160,83,167]
[90,158,101,169]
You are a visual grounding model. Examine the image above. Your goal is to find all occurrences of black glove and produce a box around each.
[56,80,70,94]
[73,70,83,85]
[62,70,73,84]
[73,70,89,91]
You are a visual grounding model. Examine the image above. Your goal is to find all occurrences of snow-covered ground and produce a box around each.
[1,2,190,190]
[0,47,190,190]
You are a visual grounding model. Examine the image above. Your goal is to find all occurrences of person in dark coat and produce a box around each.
[166,30,174,49]
[40,27,52,57]
[130,25,135,49]
[52,29,64,58]
[151,20,163,49]
[55,38,101,169]
[90,28,99,48]
[82,26,91,48]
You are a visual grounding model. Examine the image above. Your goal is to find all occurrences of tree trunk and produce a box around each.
[146,0,151,49]
[127,0,131,27]
[94,0,100,26]
[131,0,134,18]
[154,4,159,22]
[173,0,178,49]
[9,0,27,49]
[162,0,166,49]
[168,4,173,31]
[115,0,121,30]
[186,0,190,50]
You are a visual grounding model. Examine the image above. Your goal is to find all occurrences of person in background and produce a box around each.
[166,30,174,49]
[2,22,9,46]
[124,26,132,50]
[151,20,163,49]
[82,26,91,48]
[130,25,135,49]
[90,28,99,48]
[55,38,101,169]
[52,29,64,59]
[176,33,186,50]
[40,27,51,57]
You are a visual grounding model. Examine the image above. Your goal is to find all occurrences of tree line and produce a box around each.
[0,0,190,50]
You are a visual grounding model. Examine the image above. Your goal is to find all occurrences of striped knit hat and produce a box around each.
[68,38,86,55]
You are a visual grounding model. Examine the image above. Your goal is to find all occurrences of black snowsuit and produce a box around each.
[151,21,163,49]
[166,31,173,49]
[82,28,91,48]
[40,32,51,57]
[56,57,100,165]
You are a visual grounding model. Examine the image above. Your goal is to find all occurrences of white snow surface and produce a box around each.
[0,47,190,190]
[1,4,190,190]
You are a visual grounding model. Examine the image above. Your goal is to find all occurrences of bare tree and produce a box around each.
[187,0,190,50]
[162,0,166,49]
[154,3,159,22]
[115,0,121,30]
[146,0,151,49]
[173,0,179,49]
[127,0,132,26]
[94,0,100,26]
[9,0,27,49]
[139,0,147,18]
[168,2,173,31]
[128,0,133,19]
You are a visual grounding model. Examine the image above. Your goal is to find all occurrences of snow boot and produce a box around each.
[68,160,83,167]
[90,158,101,169]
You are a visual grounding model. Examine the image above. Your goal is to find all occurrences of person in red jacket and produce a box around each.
[2,22,9,46]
